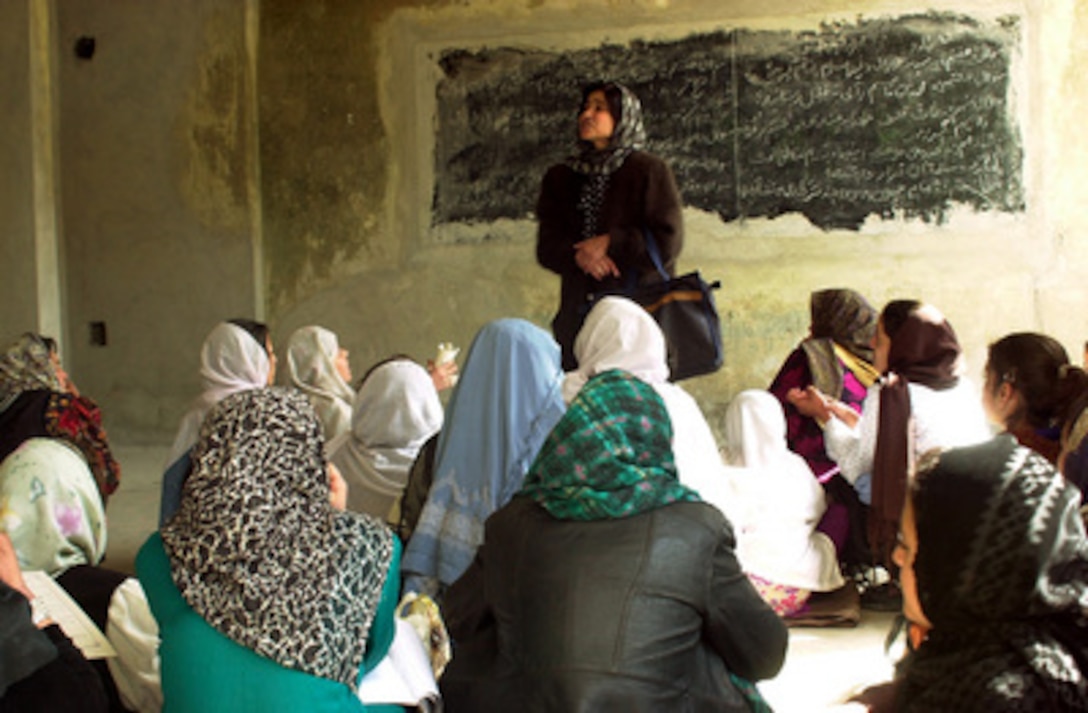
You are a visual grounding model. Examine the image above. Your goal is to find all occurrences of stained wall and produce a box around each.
[2,0,1086,441]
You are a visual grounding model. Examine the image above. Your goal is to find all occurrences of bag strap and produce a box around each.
[641,228,670,282]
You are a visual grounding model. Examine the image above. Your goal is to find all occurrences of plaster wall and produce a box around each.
[272,0,1088,434]
[0,0,38,348]
[53,0,260,441]
[4,0,1086,444]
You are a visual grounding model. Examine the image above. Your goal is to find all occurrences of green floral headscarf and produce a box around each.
[520,369,699,520]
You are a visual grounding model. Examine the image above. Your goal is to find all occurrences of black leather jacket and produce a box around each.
[441,496,788,712]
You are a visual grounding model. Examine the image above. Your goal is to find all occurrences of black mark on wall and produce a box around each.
[432,12,1023,232]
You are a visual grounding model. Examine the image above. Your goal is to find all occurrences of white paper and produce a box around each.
[24,570,117,659]
[358,618,439,706]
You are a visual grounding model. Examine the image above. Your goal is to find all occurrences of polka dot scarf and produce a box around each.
[566,82,648,240]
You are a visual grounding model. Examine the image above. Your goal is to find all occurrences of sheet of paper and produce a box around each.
[357,618,438,706]
[24,570,117,659]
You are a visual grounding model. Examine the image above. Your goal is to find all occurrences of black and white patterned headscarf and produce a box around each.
[161,387,394,689]
[900,435,1088,711]
[566,82,647,240]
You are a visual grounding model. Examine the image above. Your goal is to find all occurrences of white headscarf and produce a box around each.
[562,296,669,402]
[285,326,354,443]
[328,359,443,521]
[165,322,271,467]
[719,390,844,592]
[564,296,725,492]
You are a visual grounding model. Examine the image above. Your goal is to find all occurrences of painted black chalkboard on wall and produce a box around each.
[432,12,1023,233]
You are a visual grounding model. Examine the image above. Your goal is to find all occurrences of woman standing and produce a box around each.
[536,81,684,370]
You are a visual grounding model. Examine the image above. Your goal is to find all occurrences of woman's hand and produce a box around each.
[328,463,348,511]
[0,532,33,601]
[787,386,833,425]
[427,359,459,392]
[574,234,619,281]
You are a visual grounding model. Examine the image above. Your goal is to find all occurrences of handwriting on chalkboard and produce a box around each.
[432,12,1023,233]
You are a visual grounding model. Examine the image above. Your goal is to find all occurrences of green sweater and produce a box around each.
[138,533,403,713]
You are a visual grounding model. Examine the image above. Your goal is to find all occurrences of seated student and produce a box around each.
[981,332,1088,464]
[160,319,275,524]
[716,390,845,617]
[770,288,880,479]
[788,301,991,588]
[441,370,788,712]
[850,436,1088,711]
[400,319,565,598]
[0,333,121,506]
[139,388,402,713]
[0,532,108,713]
[564,296,726,490]
[769,288,880,567]
[1059,389,1088,505]
[1,438,161,713]
[328,356,444,523]
[285,325,356,443]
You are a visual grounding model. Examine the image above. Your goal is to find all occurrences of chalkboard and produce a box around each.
[431,12,1023,233]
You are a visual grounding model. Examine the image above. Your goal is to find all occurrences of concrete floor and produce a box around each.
[104,442,898,712]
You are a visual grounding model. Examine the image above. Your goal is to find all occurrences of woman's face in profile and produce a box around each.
[579,90,615,149]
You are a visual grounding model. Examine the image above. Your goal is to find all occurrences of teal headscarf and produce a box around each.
[521,369,699,520]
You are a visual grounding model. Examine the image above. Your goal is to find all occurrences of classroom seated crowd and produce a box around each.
[2,290,1087,712]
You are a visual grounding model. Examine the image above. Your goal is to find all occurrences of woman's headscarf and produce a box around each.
[801,288,879,397]
[1060,395,1088,500]
[0,438,107,576]
[522,369,698,520]
[0,334,121,500]
[870,304,963,562]
[563,295,669,402]
[566,296,728,494]
[165,322,272,467]
[566,82,647,240]
[719,391,843,591]
[566,81,646,176]
[285,326,354,443]
[0,334,61,410]
[900,435,1088,710]
[328,359,443,518]
[401,319,565,588]
[160,388,394,690]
